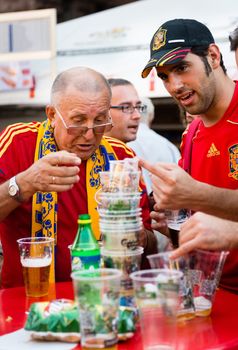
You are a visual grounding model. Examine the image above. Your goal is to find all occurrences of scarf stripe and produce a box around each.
[32,120,57,283]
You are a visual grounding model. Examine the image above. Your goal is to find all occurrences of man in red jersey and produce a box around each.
[167,25,238,259]
[0,66,157,288]
[140,19,238,293]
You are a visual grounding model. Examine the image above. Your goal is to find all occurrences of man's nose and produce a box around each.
[131,108,141,120]
[167,74,184,94]
[83,126,95,139]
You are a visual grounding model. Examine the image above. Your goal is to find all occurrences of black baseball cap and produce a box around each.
[142,18,215,78]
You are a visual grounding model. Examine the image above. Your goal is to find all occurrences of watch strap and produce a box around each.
[8,176,23,202]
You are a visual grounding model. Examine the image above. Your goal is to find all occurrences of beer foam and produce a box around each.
[21,257,51,267]
[194,296,212,310]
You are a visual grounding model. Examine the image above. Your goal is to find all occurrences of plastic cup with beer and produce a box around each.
[165,209,191,248]
[188,249,229,317]
[130,269,182,350]
[71,268,122,349]
[17,237,54,297]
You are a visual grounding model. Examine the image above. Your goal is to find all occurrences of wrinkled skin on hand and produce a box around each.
[17,150,81,201]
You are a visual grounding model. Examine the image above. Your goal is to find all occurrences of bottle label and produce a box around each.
[71,256,83,271]
[71,254,101,271]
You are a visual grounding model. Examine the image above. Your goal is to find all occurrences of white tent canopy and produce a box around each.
[1,0,238,105]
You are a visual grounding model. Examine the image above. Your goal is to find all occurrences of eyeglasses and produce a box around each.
[110,104,147,114]
[54,107,113,136]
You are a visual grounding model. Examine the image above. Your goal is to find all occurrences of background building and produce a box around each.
[0,0,237,147]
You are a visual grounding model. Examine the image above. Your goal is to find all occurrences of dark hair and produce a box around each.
[107,78,132,87]
[191,46,227,75]
[229,27,238,51]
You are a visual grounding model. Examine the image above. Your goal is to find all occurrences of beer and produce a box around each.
[168,227,179,248]
[194,296,212,317]
[21,257,51,297]
[177,309,196,321]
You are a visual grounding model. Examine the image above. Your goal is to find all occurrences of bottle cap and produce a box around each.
[78,213,92,224]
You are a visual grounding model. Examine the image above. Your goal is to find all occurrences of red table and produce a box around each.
[1,282,238,350]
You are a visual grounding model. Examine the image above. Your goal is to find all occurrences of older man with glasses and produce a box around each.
[0,67,157,289]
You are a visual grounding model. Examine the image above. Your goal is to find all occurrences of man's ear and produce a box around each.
[46,105,56,127]
[208,44,221,69]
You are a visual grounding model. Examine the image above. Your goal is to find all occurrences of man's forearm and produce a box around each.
[0,180,21,221]
[189,181,238,221]
[0,170,36,222]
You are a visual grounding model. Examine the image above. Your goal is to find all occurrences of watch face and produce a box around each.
[9,185,18,196]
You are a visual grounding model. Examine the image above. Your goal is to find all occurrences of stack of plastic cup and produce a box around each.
[96,158,144,307]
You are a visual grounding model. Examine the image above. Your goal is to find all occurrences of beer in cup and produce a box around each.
[17,237,54,297]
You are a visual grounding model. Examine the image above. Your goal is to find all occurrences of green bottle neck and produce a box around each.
[72,222,99,250]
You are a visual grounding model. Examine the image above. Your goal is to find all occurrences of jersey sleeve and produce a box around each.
[178,126,189,168]
[0,122,39,184]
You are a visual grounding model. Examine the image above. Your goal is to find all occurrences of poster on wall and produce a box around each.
[0,62,33,91]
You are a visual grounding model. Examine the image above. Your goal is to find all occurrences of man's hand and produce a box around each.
[17,150,81,201]
[139,227,159,269]
[139,160,196,209]
[138,227,148,249]
[170,212,237,259]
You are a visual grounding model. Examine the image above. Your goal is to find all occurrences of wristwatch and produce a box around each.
[8,176,21,201]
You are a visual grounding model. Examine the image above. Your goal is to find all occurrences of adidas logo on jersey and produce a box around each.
[207,143,220,158]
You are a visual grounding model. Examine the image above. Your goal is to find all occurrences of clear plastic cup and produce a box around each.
[99,170,140,193]
[17,237,54,297]
[109,158,139,173]
[100,226,142,252]
[95,190,141,211]
[165,209,191,230]
[101,247,143,307]
[188,249,229,317]
[97,208,142,217]
[98,211,142,226]
[130,269,182,350]
[71,268,122,348]
[147,251,196,321]
[99,218,143,229]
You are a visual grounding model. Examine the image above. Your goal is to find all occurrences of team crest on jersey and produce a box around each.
[228,144,238,180]
[152,28,167,51]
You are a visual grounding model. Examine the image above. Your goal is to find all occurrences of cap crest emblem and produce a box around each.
[152,28,167,51]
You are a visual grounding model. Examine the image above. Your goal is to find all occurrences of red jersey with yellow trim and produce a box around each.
[179,81,238,293]
[0,122,151,288]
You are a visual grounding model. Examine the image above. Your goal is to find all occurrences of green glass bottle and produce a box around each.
[71,214,101,272]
